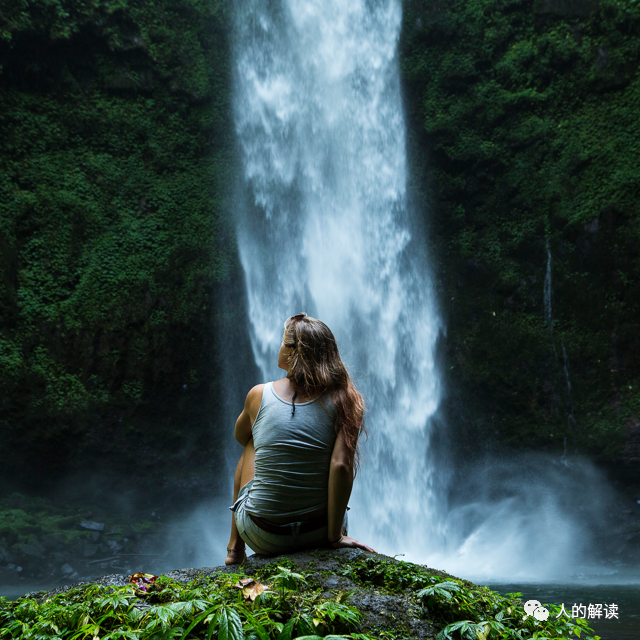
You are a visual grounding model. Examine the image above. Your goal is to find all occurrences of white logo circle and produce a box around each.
[524,600,549,621]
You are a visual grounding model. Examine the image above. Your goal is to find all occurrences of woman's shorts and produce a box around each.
[229,480,348,556]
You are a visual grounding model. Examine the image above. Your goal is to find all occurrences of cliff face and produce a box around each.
[0,0,243,491]
[401,0,640,474]
[1,0,639,492]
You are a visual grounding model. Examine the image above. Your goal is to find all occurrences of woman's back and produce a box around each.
[245,382,336,519]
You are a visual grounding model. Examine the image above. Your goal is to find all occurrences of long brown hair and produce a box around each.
[283,313,366,473]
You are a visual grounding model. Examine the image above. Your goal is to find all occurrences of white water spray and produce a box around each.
[231,0,442,557]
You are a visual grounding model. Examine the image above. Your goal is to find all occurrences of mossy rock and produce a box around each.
[5,549,598,639]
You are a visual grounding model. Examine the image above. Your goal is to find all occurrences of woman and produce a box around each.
[225,313,375,564]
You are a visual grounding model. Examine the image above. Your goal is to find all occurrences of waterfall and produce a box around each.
[544,239,574,438]
[544,239,553,331]
[231,0,443,557]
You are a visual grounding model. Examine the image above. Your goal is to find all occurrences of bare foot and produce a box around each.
[225,547,247,566]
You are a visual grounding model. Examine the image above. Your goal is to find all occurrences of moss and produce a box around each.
[0,493,157,549]
[401,0,640,463]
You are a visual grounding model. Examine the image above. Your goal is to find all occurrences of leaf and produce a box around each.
[417,581,462,601]
[335,589,355,604]
[239,610,269,640]
[218,608,243,640]
[476,622,489,640]
[235,578,267,601]
[436,620,475,640]
[298,613,315,636]
[276,617,296,640]
[184,605,220,637]
[206,612,219,640]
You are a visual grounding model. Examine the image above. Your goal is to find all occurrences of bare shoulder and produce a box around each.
[246,383,267,409]
[247,383,266,400]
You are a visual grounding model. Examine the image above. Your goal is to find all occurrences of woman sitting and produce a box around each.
[225,313,375,564]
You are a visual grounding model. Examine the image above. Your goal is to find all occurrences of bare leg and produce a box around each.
[225,439,255,565]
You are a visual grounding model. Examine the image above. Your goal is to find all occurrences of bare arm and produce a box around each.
[235,384,265,446]
[327,432,376,553]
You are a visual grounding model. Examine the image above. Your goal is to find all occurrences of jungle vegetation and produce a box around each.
[401,0,640,474]
[0,0,242,494]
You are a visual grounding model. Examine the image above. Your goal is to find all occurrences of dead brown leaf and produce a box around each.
[234,578,267,601]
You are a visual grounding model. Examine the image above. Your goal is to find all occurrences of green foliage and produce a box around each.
[0,570,370,640]
[0,0,239,484]
[402,0,640,459]
[0,559,600,640]
[339,554,439,591]
[271,566,309,596]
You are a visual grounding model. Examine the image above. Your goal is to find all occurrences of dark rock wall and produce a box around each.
[401,0,640,479]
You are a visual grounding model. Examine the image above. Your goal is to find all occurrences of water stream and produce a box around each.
[544,239,575,449]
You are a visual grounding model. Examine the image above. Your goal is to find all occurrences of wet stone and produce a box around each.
[18,542,46,558]
[80,521,105,531]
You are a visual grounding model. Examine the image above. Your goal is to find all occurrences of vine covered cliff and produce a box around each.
[0,0,240,492]
[401,0,640,475]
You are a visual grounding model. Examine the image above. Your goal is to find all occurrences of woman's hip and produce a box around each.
[230,482,348,556]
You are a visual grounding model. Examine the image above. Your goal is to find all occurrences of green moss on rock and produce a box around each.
[0,550,600,639]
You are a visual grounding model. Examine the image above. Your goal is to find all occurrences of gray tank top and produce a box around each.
[244,381,337,519]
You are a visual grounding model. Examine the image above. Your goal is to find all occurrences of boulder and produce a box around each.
[34,549,454,637]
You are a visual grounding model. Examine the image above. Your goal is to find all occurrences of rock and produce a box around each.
[107,540,123,553]
[16,542,46,558]
[41,535,65,551]
[80,521,105,531]
[84,545,99,557]
[91,532,101,542]
[36,549,452,636]
[61,564,74,575]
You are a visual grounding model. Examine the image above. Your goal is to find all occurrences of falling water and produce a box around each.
[231,0,443,557]
[561,339,573,398]
[544,239,575,440]
[544,238,553,331]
